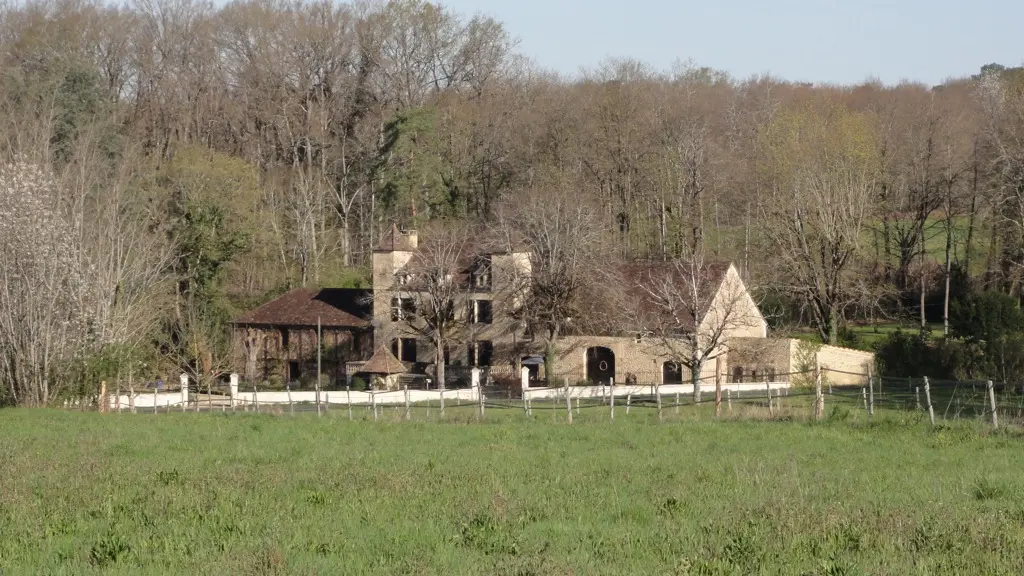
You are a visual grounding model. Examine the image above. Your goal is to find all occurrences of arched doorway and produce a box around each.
[663,361,683,384]
[586,347,615,383]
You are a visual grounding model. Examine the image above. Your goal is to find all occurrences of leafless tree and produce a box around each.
[632,253,763,402]
[388,224,473,389]
[761,104,880,344]
[497,175,619,384]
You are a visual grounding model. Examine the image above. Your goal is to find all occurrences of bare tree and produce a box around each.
[633,256,763,402]
[761,104,880,344]
[497,176,618,384]
[977,68,1024,293]
[388,224,473,389]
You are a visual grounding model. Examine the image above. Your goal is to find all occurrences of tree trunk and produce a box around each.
[341,215,352,268]
[659,198,667,260]
[965,143,979,275]
[882,215,892,281]
[544,339,556,387]
[920,225,927,332]
[435,340,446,390]
[828,306,839,345]
[943,188,954,337]
[691,359,702,403]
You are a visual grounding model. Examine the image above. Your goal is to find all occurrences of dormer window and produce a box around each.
[472,256,492,291]
[474,269,491,288]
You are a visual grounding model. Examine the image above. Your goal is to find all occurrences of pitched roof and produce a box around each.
[233,288,372,328]
[361,346,407,374]
[621,260,734,332]
[374,223,418,252]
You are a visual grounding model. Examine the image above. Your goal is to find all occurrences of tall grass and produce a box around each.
[1,409,1022,574]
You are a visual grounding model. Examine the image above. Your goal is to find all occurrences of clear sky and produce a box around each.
[442,0,1024,85]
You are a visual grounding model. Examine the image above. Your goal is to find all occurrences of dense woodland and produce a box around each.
[2,0,1024,405]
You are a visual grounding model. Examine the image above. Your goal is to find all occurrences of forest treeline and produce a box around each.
[1,0,1024,405]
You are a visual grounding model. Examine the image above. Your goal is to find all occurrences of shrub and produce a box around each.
[950,291,1024,344]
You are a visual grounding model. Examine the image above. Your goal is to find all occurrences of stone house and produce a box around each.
[553,262,769,385]
[370,224,532,385]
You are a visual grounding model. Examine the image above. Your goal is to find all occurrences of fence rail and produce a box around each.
[87,368,1024,431]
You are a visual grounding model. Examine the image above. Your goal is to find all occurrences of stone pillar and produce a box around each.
[520,366,530,391]
[180,373,189,407]
[229,373,239,406]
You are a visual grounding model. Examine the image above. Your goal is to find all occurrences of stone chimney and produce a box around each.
[402,228,418,249]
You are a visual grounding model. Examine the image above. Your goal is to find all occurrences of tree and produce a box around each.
[497,175,619,384]
[160,147,255,387]
[760,102,880,344]
[390,223,473,389]
[633,257,763,402]
[0,160,92,405]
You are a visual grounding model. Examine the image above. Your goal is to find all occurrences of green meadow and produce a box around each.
[1,408,1023,575]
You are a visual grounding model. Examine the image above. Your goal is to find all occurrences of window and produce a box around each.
[468,341,493,367]
[732,366,744,383]
[280,328,290,348]
[471,299,493,324]
[663,361,683,384]
[392,338,417,363]
[288,361,301,381]
[472,256,492,290]
[391,297,416,321]
[397,273,412,286]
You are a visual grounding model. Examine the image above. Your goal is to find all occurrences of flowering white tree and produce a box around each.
[0,156,170,406]
[0,160,92,405]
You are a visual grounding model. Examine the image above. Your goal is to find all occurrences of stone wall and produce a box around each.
[553,336,720,385]
[817,345,874,386]
[726,338,794,382]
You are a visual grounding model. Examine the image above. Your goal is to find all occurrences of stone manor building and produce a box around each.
[233,225,873,388]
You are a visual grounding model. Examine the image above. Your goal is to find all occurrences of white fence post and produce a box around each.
[923,376,936,428]
[609,378,615,420]
[564,377,572,425]
[229,373,239,408]
[472,368,484,420]
[180,373,189,410]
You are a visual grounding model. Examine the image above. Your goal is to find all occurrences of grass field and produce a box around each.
[2,408,1023,575]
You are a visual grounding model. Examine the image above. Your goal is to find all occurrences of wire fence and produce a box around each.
[78,367,1023,430]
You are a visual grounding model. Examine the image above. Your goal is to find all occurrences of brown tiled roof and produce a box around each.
[621,260,733,332]
[233,288,372,328]
[374,223,418,252]
[361,346,407,374]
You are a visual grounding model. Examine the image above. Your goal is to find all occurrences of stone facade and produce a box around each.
[725,337,874,387]
[371,228,533,375]
[552,335,722,385]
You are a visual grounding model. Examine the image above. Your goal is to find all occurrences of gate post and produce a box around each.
[180,373,189,409]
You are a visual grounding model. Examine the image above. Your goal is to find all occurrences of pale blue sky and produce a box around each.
[443,0,1024,85]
